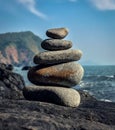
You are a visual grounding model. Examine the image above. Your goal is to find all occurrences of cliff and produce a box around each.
[0,31,43,66]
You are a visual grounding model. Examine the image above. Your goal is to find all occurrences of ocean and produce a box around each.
[14,65,115,102]
[76,65,115,102]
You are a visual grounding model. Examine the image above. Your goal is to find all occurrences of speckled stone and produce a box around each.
[33,49,82,65]
[41,39,72,51]
[46,28,69,39]
[23,86,81,107]
[28,62,84,87]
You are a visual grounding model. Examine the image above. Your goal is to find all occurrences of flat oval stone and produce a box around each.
[33,49,82,65]
[41,39,72,51]
[28,62,84,87]
[23,86,81,107]
[46,28,69,39]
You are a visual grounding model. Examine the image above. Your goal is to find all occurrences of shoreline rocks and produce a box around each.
[0,63,25,99]
[24,27,84,107]
[0,94,115,130]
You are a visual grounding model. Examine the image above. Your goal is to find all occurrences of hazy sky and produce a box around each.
[0,0,115,65]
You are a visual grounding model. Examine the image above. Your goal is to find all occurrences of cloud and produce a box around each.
[17,0,47,19]
[90,0,115,10]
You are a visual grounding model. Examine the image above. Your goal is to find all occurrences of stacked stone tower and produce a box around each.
[23,28,84,107]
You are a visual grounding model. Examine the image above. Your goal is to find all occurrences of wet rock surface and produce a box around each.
[0,91,115,130]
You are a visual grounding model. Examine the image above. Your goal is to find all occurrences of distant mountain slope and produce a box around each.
[0,31,43,66]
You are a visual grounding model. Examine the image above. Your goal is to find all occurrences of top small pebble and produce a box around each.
[46,28,69,39]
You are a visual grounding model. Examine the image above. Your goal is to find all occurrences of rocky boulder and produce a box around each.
[28,62,84,87]
[23,86,81,107]
[0,63,25,99]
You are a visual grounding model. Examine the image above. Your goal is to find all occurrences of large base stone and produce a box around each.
[23,86,81,107]
[28,62,84,87]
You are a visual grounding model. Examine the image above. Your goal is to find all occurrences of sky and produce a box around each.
[0,0,115,65]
